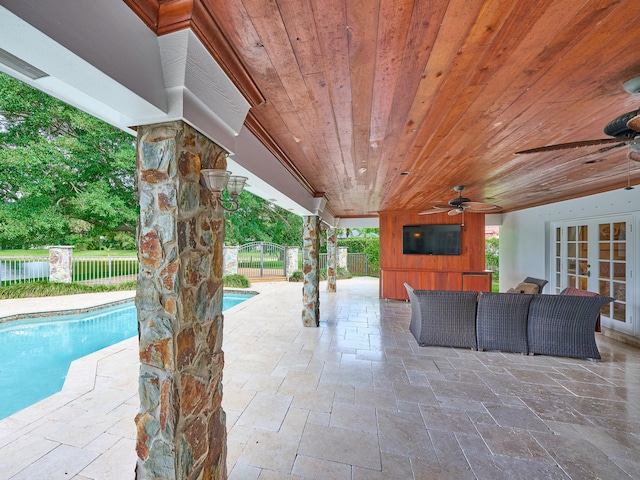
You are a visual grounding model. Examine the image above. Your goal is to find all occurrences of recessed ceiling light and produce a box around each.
[584,158,604,164]
[400,171,413,176]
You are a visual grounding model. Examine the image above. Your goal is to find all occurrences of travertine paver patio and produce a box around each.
[1,277,640,479]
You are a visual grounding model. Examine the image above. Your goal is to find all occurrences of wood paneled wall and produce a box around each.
[379,211,488,299]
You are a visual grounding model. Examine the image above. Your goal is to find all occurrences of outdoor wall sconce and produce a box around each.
[200,169,248,212]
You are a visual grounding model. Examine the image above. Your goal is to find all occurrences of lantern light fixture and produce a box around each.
[200,169,248,211]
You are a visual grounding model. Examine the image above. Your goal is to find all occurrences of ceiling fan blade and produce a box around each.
[515,137,632,155]
[419,208,450,215]
[448,209,463,216]
[461,201,502,212]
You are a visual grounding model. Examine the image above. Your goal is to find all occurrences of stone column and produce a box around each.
[48,246,73,283]
[285,246,299,279]
[338,247,348,270]
[326,228,337,292]
[223,246,238,276]
[301,216,320,327]
[135,121,227,480]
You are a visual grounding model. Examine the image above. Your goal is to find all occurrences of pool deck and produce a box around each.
[2,279,640,479]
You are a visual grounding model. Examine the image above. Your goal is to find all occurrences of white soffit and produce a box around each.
[0,3,166,131]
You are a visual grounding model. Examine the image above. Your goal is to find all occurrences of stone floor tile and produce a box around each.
[236,430,299,474]
[411,457,476,480]
[376,409,437,460]
[466,453,570,480]
[330,401,377,433]
[78,437,136,479]
[2,278,640,479]
[485,404,551,432]
[531,430,633,479]
[227,462,261,480]
[298,423,381,470]
[236,392,293,432]
[291,455,352,479]
[475,424,555,463]
[10,443,99,480]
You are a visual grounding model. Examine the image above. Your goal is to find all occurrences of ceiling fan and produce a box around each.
[514,109,640,162]
[419,185,502,217]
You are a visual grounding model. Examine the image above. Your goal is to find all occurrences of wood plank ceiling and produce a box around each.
[127,0,640,218]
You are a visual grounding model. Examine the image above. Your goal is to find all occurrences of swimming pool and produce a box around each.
[0,292,253,420]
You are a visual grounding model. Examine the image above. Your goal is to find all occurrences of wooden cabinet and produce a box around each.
[379,210,488,299]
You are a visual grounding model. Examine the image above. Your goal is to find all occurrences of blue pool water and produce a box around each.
[0,293,252,420]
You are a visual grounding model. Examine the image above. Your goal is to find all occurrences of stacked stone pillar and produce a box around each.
[135,121,227,479]
[285,246,299,280]
[223,246,239,276]
[48,246,74,283]
[326,228,337,292]
[301,216,320,327]
[338,246,348,270]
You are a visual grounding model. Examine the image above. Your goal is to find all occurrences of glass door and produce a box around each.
[551,217,634,333]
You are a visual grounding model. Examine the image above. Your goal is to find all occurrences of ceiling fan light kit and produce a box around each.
[623,76,640,95]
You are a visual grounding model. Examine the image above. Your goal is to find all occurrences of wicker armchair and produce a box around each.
[404,284,478,349]
[527,294,613,361]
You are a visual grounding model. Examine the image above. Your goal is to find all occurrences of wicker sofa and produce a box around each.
[404,283,613,360]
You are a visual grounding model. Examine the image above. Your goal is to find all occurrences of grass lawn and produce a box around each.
[0,280,137,299]
[0,249,137,257]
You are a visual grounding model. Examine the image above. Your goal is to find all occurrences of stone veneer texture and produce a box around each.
[135,121,227,479]
[326,228,337,292]
[301,216,320,327]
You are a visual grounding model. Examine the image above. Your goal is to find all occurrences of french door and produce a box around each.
[552,216,634,333]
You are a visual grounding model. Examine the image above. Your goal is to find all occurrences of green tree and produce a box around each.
[486,236,499,279]
[0,73,137,248]
[224,191,303,246]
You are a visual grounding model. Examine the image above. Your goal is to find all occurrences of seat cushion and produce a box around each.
[506,282,539,294]
[477,292,533,354]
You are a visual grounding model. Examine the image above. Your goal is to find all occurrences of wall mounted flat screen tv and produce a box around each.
[402,224,461,255]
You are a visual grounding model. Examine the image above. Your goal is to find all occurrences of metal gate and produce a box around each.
[238,242,287,278]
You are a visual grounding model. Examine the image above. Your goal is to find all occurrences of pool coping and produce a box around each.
[0,288,259,323]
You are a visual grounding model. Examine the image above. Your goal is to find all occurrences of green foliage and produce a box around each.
[337,230,380,275]
[287,267,352,283]
[0,72,137,248]
[224,191,303,246]
[486,236,499,279]
[288,271,304,282]
[0,280,136,299]
[222,274,251,288]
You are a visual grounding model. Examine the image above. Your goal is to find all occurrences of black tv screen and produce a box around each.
[402,224,461,255]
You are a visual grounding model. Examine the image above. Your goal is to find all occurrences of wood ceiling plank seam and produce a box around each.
[374,0,486,200]
[346,0,380,191]
[277,0,325,76]
[470,0,636,148]
[228,1,337,192]
[301,71,347,189]
[276,1,353,197]
[430,0,605,173]
[485,9,640,163]
[368,0,449,207]
[379,0,507,204]
[401,0,521,168]
[309,0,358,185]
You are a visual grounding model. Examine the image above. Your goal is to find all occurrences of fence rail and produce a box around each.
[1,250,371,285]
[0,257,49,285]
[0,256,139,286]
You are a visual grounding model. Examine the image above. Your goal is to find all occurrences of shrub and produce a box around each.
[288,271,304,282]
[223,274,251,288]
